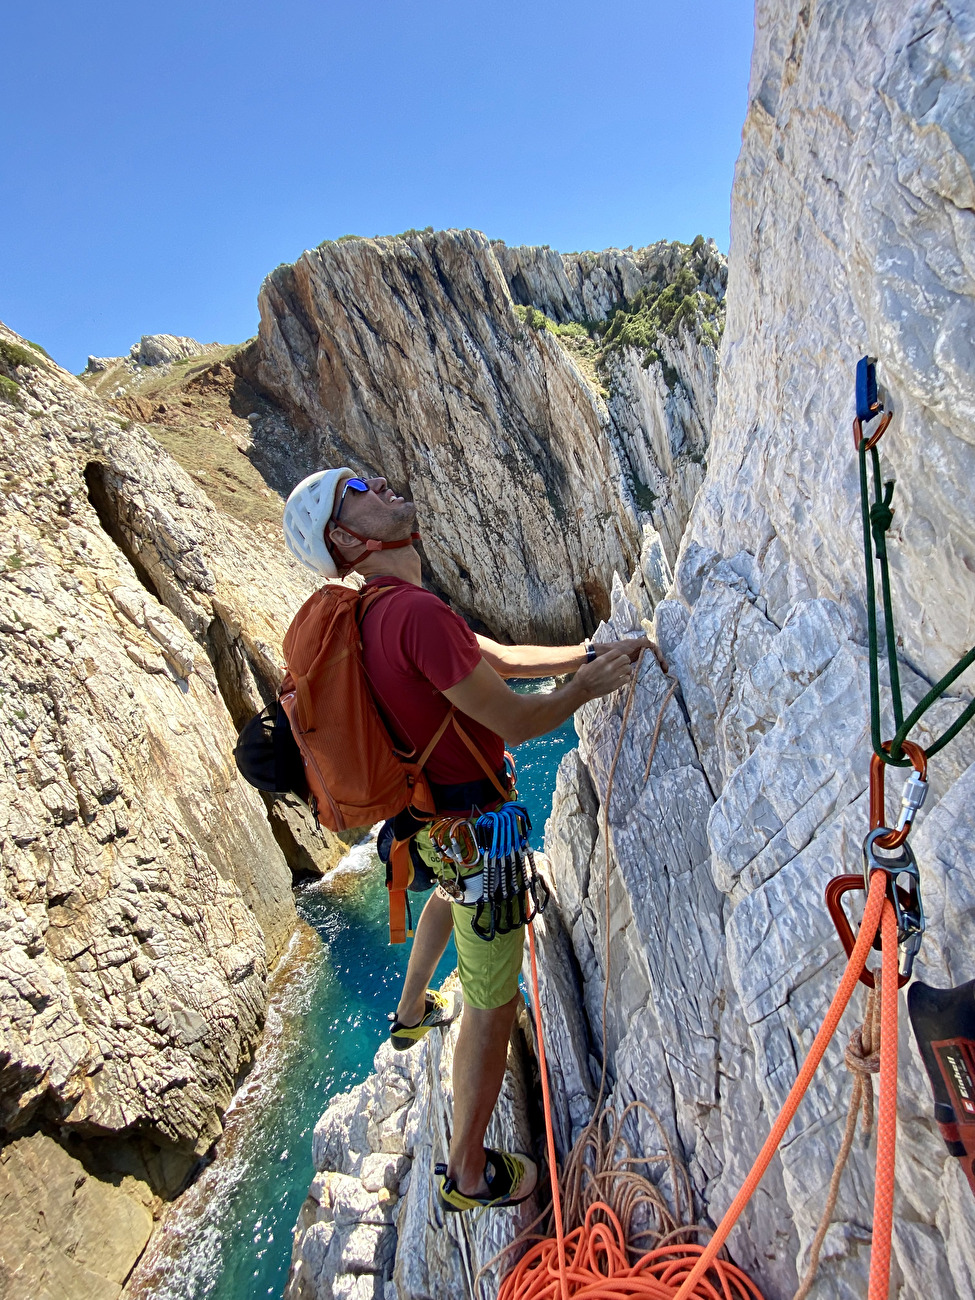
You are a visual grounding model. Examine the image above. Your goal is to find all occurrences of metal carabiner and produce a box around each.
[825,827,924,990]
[826,875,914,990]
[853,356,894,452]
[862,827,925,980]
[525,848,549,919]
[870,740,928,850]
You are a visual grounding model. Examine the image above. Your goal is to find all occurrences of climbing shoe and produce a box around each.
[388,990,454,1051]
[435,1148,538,1212]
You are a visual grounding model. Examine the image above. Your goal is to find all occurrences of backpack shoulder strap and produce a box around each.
[356,583,509,802]
[450,715,511,802]
[356,582,404,623]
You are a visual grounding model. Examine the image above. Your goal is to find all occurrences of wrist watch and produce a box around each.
[585,643,596,663]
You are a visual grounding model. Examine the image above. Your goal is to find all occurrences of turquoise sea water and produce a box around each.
[129,700,575,1300]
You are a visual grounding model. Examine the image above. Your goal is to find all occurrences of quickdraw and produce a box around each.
[469,802,549,942]
[826,738,929,989]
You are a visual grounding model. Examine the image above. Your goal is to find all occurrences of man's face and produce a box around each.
[333,474,416,542]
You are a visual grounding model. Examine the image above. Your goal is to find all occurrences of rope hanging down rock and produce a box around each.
[791,982,882,1300]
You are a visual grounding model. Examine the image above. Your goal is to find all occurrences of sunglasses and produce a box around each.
[333,477,369,521]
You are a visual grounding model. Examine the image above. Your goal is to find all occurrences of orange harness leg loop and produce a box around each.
[387,838,414,945]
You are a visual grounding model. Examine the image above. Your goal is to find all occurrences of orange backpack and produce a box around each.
[279,582,507,942]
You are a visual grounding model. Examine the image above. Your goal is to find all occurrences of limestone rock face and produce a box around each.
[246,230,723,643]
[0,1130,154,1299]
[0,320,322,1263]
[688,0,975,688]
[603,327,715,568]
[534,3,975,1298]
[285,980,540,1300]
[493,239,726,325]
[131,335,205,368]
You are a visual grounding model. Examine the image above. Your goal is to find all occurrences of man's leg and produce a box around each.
[446,993,520,1194]
[395,890,454,1026]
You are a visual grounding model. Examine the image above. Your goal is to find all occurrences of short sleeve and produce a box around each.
[398,592,481,691]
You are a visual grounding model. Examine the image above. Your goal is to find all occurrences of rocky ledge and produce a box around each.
[0,322,351,1295]
[285,978,541,1300]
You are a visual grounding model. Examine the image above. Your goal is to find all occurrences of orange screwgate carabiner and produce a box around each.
[853,408,893,452]
[871,740,928,849]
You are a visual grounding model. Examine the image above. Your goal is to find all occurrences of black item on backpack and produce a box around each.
[234,702,308,799]
[377,816,437,893]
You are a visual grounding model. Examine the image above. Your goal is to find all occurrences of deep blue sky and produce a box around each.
[2,0,754,373]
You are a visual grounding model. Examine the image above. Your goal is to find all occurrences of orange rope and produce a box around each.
[868,899,898,1300]
[671,874,891,1300]
[527,919,569,1300]
[502,865,899,1300]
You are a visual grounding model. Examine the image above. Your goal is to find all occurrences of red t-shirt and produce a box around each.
[359,577,505,787]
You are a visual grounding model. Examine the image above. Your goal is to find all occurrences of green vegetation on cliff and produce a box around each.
[599,236,724,367]
[0,338,48,370]
[512,237,724,397]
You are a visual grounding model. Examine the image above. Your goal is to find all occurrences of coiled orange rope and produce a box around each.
[498,652,901,1300]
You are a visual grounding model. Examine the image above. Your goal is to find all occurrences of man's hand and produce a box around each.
[591,636,667,672]
[572,650,635,702]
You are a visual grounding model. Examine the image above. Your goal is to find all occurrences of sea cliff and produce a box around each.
[287,1,975,1297]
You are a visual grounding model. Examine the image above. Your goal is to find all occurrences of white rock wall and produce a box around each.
[536,2,975,1297]
[689,0,975,686]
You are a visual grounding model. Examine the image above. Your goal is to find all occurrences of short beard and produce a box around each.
[373,498,417,540]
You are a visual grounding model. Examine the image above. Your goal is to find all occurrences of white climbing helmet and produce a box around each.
[283,467,353,578]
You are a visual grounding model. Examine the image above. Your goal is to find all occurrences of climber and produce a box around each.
[283,466,649,1213]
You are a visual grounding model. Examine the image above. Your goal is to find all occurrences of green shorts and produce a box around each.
[414,827,526,1010]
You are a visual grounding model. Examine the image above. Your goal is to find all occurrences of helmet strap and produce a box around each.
[325,521,421,572]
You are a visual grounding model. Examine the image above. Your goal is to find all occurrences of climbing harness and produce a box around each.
[429,802,550,933]
[494,357,975,1299]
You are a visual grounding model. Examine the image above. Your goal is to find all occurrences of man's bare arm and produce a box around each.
[442,653,634,747]
[475,634,653,679]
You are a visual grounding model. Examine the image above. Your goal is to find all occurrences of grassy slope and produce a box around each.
[80,345,285,540]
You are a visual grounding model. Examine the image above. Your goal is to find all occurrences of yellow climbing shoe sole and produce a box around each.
[388,989,453,1051]
[436,1148,538,1212]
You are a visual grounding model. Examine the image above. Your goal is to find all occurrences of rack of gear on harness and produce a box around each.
[492,356,975,1300]
[430,801,549,936]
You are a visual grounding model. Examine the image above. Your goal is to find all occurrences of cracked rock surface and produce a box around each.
[245,229,722,643]
[0,322,337,1295]
[285,978,541,1300]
